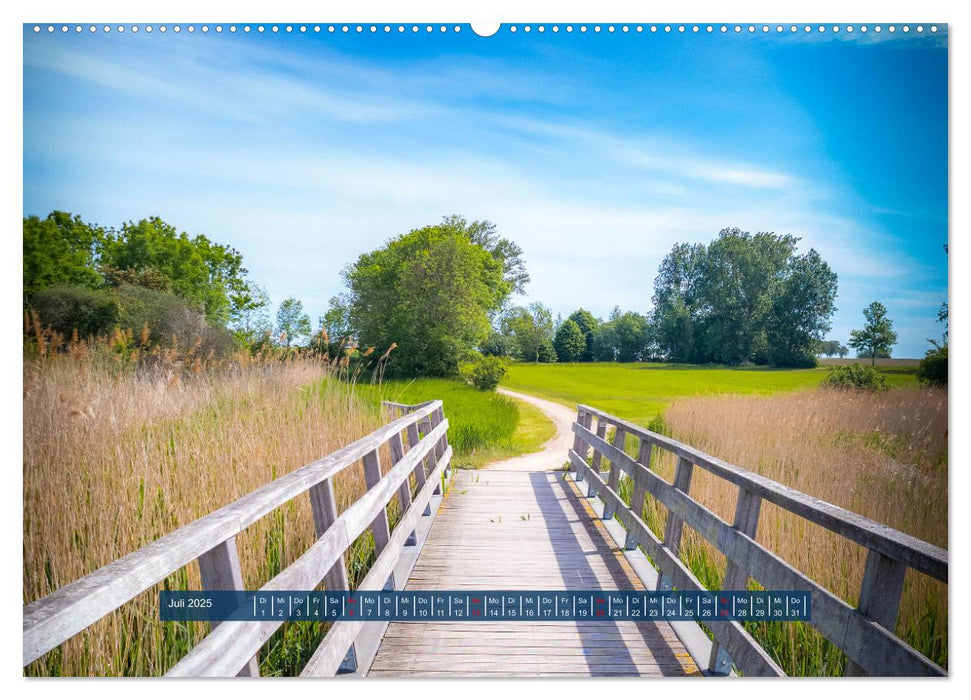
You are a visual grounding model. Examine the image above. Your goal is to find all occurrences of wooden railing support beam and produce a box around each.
[197,537,260,677]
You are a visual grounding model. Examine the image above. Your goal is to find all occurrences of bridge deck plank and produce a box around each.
[368,470,699,677]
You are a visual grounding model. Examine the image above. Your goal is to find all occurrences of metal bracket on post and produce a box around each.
[587,480,599,501]
[337,644,359,675]
[709,645,733,676]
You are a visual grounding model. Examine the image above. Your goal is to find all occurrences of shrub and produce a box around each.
[917,345,948,387]
[821,364,888,392]
[462,354,507,391]
[31,283,119,337]
[116,284,237,357]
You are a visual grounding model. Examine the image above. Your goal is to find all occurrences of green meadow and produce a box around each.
[357,378,555,469]
[501,361,919,425]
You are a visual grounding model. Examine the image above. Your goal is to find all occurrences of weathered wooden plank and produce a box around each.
[625,439,652,551]
[368,670,691,677]
[606,427,627,491]
[369,469,698,678]
[22,512,240,668]
[575,408,947,582]
[661,456,694,562]
[388,431,417,546]
[590,416,608,472]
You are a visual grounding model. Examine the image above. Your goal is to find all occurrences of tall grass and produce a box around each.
[23,323,388,676]
[356,378,523,467]
[615,387,947,674]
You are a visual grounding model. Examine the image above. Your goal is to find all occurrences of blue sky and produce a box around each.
[23,24,948,356]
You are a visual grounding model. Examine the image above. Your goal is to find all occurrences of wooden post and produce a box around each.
[388,431,417,546]
[419,418,443,496]
[405,422,431,515]
[433,406,447,461]
[572,409,586,456]
[607,428,627,491]
[625,438,653,550]
[362,449,391,554]
[590,417,609,472]
[603,428,627,520]
[574,411,593,481]
[844,550,908,676]
[197,537,260,677]
[657,457,694,590]
[707,487,763,674]
[307,476,354,592]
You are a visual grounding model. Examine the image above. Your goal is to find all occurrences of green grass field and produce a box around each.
[358,378,555,469]
[501,361,919,425]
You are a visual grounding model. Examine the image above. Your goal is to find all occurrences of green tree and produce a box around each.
[698,229,796,364]
[99,216,250,324]
[651,242,706,363]
[344,217,516,377]
[612,311,651,362]
[566,309,599,361]
[848,302,898,365]
[766,249,838,368]
[817,340,849,358]
[505,302,556,362]
[445,215,529,296]
[230,283,272,345]
[23,211,105,302]
[276,297,311,347]
[309,296,354,359]
[917,344,947,387]
[553,318,586,362]
[917,244,948,387]
[651,229,838,367]
[461,354,508,391]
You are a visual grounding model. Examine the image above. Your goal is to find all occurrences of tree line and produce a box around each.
[26,211,938,384]
[23,211,302,357]
[324,221,848,376]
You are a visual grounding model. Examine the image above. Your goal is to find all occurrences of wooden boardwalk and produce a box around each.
[23,397,947,677]
[369,469,699,677]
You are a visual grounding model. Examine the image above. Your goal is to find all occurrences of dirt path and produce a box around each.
[486,388,576,472]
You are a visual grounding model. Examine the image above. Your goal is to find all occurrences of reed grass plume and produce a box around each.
[23,318,391,676]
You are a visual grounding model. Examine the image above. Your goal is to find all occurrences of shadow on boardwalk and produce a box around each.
[528,471,694,676]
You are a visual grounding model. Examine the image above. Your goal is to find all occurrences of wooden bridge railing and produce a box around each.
[23,399,452,677]
[569,404,947,677]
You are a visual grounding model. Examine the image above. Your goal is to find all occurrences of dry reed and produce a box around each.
[23,333,383,675]
[641,386,947,671]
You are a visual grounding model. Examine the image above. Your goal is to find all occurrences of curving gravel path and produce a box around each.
[485,388,577,472]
